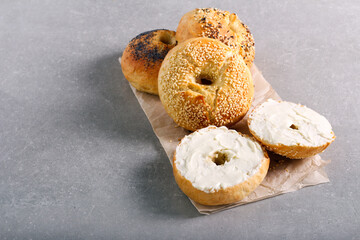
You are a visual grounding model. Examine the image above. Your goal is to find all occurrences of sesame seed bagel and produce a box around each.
[121,29,177,95]
[176,8,255,68]
[248,99,336,159]
[158,37,254,131]
[173,126,270,206]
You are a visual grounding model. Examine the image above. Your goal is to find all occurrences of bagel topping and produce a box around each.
[249,99,334,147]
[127,29,176,68]
[175,126,264,193]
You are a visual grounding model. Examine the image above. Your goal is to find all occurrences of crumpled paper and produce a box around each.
[123,61,330,215]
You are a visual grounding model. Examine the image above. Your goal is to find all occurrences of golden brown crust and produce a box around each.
[247,102,336,159]
[248,126,335,159]
[158,37,254,131]
[176,8,255,67]
[173,131,270,206]
[121,29,176,95]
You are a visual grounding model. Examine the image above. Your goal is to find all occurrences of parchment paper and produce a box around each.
[123,61,330,215]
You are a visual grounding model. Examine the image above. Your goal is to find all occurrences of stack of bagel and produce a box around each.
[121,8,335,206]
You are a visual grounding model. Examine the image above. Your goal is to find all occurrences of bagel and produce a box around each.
[176,8,255,67]
[173,126,270,206]
[248,99,336,159]
[158,37,254,131]
[121,29,177,95]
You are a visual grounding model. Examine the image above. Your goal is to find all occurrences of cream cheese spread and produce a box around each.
[175,126,264,193]
[249,99,334,147]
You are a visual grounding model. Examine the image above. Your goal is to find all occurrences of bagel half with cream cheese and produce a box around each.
[173,126,270,206]
[248,99,336,159]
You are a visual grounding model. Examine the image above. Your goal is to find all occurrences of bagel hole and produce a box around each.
[199,78,212,85]
[160,34,173,45]
[196,74,213,85]
[212,151,230,166]
[290,124,299,130]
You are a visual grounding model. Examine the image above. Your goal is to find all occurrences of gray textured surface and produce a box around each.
[0,0,359,239]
